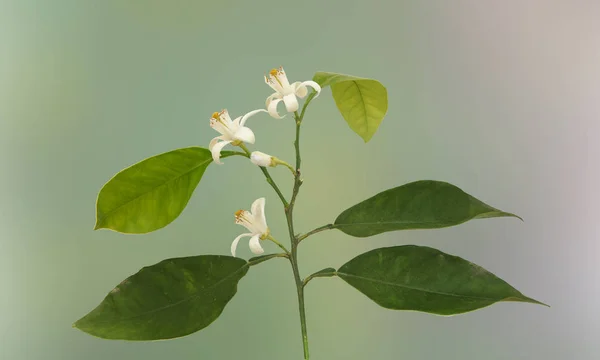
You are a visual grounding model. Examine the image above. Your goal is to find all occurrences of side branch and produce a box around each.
[297,224,335,243]
[247,253,289,266]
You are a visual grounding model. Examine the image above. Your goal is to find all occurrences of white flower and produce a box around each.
[231,198,270,257]
[209,109,264,164]
[265,67,321,119]
[250,151,275,167]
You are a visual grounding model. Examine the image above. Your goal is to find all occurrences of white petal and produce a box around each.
[293,81,308,98]
[251,197,268,231]
[211,140,232,165]
[231,233,252,257]
[251,197,265,217]
[265,75,283,94]
[220,109,233,123]
[298,80,322,99]
[235,210,255,233]
[283,93,299,112]
[267,98,285,119]
[248,234,264,255]
[210,119,229,137]
[240,108,268,126]
[231,116,241,128]
[233,126,256,144]
[277,67,291,88]
[266,92,281,109]
[209,136,224,151]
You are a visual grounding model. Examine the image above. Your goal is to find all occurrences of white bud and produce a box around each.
[250,151,275,167]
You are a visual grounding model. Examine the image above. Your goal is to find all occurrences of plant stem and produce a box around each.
[247,253,289,266]
[281,161,297,175]
[267,235,290,255]
[297,223,335,243]
[245,91,318,359]
[238,144,289,207]
[285,109,310,359]
[290,241,309,359]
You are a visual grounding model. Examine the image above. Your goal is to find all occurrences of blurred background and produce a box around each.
[1,1,598,359]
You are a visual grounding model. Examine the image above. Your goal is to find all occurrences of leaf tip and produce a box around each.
[510,213,524,222]
[508,295,549,308]
[497,211,523,222]
[528,297,550,308]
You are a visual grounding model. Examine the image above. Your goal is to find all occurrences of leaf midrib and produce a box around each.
[337,272,511,302]
[80,262,249,325]
[96,153,214,225]
[337,80,370,135]
[334,210,510,228]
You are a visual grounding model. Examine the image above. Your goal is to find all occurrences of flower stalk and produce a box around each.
[266,235,290,255]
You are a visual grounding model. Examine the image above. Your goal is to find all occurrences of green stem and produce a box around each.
[299,91,317,121]
[280,161,296,175]
[267,235,290,255]
[286,108,312,359]
[297,224,335,243]
[238,143,289,207]
[290,241,309,359]
[244,91,318,359]
[247,253,289,266]
[302,268,337,287]
[227,151,250,158]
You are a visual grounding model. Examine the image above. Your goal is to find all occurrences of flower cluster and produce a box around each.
[208,67,321,257]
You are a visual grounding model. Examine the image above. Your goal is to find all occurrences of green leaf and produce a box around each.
[337,245,546,315]
[334,180,521,237]
[74,255,249,340]
[95,147,238,234]
[313,71,388,142]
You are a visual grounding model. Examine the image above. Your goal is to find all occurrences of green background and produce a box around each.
[1,1,598,359]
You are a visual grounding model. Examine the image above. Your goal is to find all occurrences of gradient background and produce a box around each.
[1,1,598,359]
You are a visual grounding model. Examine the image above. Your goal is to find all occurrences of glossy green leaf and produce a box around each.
[313,71,388,142]
[337,245,546,315]
[334,180,521,237]
[74,255,249,340]
[95,147,237,234]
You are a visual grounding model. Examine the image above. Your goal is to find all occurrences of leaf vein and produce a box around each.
[89,263,249,324]
[337,272,504,301]
[96,151,214,225]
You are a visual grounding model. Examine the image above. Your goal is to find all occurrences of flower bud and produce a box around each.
[250,151,276,167]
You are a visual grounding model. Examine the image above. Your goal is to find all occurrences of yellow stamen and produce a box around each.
[235,209,244,219]
[269,68,284,87]
[211,111,230,129]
